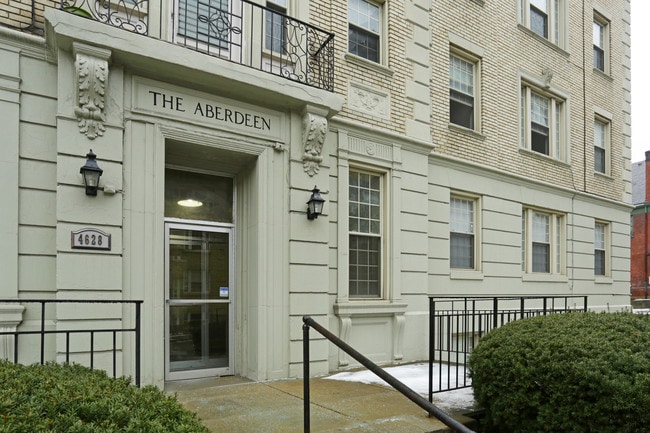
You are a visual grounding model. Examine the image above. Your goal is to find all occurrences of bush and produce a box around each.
[0,361,210,433]
[468,312,650,433]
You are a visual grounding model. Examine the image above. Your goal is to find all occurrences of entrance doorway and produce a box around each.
[165,223,234,379]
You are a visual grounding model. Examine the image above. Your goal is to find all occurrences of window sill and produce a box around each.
[595,276,613,284]
[334,301,407,317]
[470,0,484,6]
[344,53,395,78]
[522,273,568,283]
[450,270,484,280]
[595,171,613,180]
[593,68,613,81]
[448,123,485,140]
[518,147,570,168]
[516,24,569,57]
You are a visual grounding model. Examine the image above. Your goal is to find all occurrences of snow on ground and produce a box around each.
[324,362,476,412]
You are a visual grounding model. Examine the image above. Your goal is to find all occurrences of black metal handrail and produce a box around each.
[428,295,588,400]
[302,316,476,433]
[58,0,335,91]
[0,299,142,386]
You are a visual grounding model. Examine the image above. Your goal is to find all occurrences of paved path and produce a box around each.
[169,376,475,433]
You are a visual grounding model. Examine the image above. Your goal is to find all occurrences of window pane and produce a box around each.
[532,242,550,272]
[451,233,474,268]
[349,28,379,62]
[449,55,474,96]
[349,0,380,62]
[531,92,550,155]
[595,223,605,249]
[530,0,548,12]
[349,234,381,297]
[532,212,549,243]
[530,6,548,38]
[595,250,605,275]
[349,170,382,298]
[595,222,606,275]
[450,197,474,234]
[595,147,605,173]
[178,0,230,47]
[265,4,287,53]
[593,21,603,47]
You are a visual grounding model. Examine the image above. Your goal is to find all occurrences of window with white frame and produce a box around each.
[594,117,609,174]
[450,196,478,269]
[348,0,381,63]
[265,0,287,53]
[522,208,564,274]
[520,83,566,160]
[349,169,383,298]
[520,0,564,46]
[449,52,479,130]
[594,222,608,276]
[593,14,609,73]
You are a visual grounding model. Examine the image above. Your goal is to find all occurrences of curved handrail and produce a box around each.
[302,315,476,433]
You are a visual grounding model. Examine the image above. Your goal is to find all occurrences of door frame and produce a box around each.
[164,220,235,380]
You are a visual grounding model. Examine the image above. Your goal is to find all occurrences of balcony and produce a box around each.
[59,0,335,92]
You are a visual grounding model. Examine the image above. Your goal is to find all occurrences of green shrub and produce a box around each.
[0,361,210,433]
[468,312,650,433]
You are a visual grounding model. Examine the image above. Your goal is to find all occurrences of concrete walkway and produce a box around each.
[168,376,476,433]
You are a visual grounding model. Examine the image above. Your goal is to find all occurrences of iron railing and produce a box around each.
[58,0,335,91]
[428,295,588,400]
[60,0,148,34]
[0,299,142,386]
[302,316,476,433]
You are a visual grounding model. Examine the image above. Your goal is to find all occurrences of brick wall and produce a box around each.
[0,0,56,33]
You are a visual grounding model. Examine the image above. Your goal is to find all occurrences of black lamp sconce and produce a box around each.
[79,149,103,196]
[306,186,325,220]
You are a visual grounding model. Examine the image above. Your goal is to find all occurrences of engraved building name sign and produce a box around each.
[132,77,283,141]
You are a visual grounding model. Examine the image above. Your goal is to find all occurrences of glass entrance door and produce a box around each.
[165,223,233,380]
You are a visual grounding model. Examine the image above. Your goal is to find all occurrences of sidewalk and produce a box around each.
[168,376,476,433]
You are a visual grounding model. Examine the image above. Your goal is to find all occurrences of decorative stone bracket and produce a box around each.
[0,304,24,361]
[73,43,111,140]
[302,111,328,176]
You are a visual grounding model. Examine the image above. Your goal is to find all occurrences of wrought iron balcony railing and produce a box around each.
[59,0,335,91]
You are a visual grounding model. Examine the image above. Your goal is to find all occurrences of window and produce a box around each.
[348,0,381,63]
[522,208,564,274]
[593,14,609,73]
[177,0,230,48]
[520,83,566,160]
[594,117,609,174]
[594,222,608,276]
[265,0,287,53]
[449,53,478,130]
[349,170,383,298]
[450,196,477,269]
[520,0,564,46]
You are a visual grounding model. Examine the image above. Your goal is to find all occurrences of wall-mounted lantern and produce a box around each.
[306,186,325,220]
[79,149,103,196]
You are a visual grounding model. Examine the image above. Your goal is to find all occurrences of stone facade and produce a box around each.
[0,0,632,387]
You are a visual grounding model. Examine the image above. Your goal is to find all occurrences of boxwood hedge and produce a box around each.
[468,312,650,433]
[0,361,209,433]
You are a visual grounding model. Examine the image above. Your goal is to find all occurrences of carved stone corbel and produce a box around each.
[73,43,111,140]
[302,111,328,176]
[541,67,553,89]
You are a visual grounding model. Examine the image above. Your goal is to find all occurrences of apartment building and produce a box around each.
[0,0,631,387]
